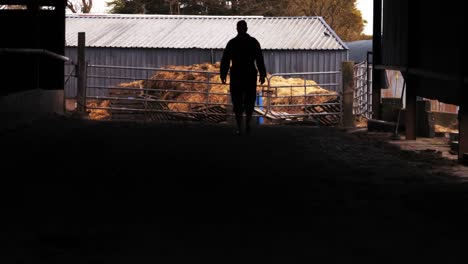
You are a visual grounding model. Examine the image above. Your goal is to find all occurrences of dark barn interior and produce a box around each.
[373,0,466,159]
[0,0,65,95]
[1,0,468,262]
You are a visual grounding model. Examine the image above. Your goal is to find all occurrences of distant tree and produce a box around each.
[108,0,233,15]
[285,0,366,41]
[165,0,180,15]
[231,0,287,16]
[67,0,93,13]
[107,0,170,14]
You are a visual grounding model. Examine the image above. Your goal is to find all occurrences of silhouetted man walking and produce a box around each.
[220,20,266,135]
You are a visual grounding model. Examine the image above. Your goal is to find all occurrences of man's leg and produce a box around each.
[244,85,257,134]
[230,86,243,134]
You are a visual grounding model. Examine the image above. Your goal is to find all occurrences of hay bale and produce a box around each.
[124,62,336,114]
[87,100,111,120]
[145,63,229,112]
[268,75,337,114]
[435,124,459,133]
[111,80,144,97]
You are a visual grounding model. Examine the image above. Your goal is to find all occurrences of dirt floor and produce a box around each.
[1,115,468,263]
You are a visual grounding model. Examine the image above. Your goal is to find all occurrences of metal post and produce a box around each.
[372,0,382,119]
[77,32,87,114]
[304,78,307,116]
[367,52,372,118]
[258,91,263,124]
[206,72,211,107]
[405,75,417,140]
[342,61,355,127]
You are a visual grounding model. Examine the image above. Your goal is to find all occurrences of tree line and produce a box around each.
[65,0,370,41]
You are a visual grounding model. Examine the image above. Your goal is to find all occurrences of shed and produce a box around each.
[65,14,348,97]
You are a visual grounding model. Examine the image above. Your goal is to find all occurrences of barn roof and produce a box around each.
[66,14,347,50]
[345,40,372,63]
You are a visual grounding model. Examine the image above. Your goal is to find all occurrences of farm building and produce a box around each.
[65,14,348,97]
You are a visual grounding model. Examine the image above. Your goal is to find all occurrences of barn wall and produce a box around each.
[380,0,464,105]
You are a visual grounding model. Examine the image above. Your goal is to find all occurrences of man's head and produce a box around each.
[237,20,248,34]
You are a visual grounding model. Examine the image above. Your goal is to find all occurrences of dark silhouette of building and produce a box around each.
[374,0,466,161]
[0,0,66,96]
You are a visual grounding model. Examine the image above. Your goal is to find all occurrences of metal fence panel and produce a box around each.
[65,47,348,97]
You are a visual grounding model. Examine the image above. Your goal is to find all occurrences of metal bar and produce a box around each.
[271,102,342,107]
[269,71,341,77]
[64,67,76,86]
[86,96,232,106]
[354,102,371,107]
[87,106,235,116]
[366,55,372,119]
[269,112,343,117]
[206,72,211,107]
[88,64,220,75]
[304,78,307,115]
[86,85,230,96]
[0,48,69,62]
[270,94,338,98]
[87,75,225,85]
[268,83,340,88]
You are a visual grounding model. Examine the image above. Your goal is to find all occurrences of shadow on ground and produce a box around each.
[1,117,468,263]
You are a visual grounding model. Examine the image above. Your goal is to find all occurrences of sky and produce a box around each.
[356,0,373,35]
[90,0,373,35]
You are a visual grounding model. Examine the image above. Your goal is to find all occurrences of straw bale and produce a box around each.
[268,75,337,114]
[435,125,458,133]
[132,63,336,114]
[87,100,111,120]
[110,80,144,97]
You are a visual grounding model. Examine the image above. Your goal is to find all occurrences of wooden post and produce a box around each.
[372,0,382,120]
[342,61,355,127]
[77,32,87,114]
[405,76,417,140]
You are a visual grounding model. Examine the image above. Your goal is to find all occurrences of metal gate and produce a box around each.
[66,64,343,125]
[353,61,373,119]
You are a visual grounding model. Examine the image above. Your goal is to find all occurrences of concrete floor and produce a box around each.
[1,116,468,263]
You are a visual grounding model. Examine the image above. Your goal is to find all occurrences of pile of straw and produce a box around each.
[435,125,458,133]
[111,80,145,97]
[144,63,228,112]
[121,62,337,114]
[87,100,111,120]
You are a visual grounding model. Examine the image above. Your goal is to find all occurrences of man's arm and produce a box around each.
[255,40,266,84]
[220,41,232,84]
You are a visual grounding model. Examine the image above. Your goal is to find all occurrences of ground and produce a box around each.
[1,115,468,263]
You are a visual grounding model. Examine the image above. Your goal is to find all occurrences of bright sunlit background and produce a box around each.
[89,0,374,35]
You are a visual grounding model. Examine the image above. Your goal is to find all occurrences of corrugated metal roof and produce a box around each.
[66,14,347,50]
[346,40,372,62]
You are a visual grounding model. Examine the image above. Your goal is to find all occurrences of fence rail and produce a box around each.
[353,61,372,119]
[66,64,344,125]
